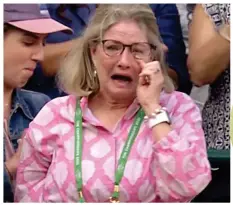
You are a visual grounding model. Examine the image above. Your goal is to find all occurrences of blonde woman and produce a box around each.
[15,4,211,202]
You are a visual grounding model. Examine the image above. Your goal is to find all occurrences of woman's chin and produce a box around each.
[109,88,136,101]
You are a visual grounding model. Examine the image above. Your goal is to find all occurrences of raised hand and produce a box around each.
[136,60,164,115]
[5,134,25,180]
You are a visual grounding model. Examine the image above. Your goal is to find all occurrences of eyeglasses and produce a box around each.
[101,40,156,60]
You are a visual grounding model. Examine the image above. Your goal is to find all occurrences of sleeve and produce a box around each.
[202,4,230,29]
[153,93,211,202]
[14,101,59,202]
[202,4,230,41]
[4,166,14,202]
[150,4,192,94]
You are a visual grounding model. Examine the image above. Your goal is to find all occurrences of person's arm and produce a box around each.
[149,93,211,202]
[150,4,192,94]
[4,165,14,202]
[167,68,178,90]
[41,39,76,77]
[39,4,76,77]
[187,4,230,87]
[4,136,24,202]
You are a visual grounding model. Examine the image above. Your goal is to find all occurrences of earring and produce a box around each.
[94,70,97,77]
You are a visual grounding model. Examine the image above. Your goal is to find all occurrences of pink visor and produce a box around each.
[8,18,73,34]
[4,4,73,34]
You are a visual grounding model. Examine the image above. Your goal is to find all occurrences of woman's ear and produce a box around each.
[90,44,97,56]
[90,44,98,65]
[90,45,98,68]
[161,43,168,53]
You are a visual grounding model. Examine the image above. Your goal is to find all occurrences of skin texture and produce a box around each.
[4,29,46,90]
[90,20,149,104]
[187,4,230,86]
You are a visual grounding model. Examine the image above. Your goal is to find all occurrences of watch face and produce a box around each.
[165,111,171,124]
[161,110,171,124]
[148,110,171,128]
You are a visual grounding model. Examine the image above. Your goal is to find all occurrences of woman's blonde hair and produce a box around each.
[57,4,175,97]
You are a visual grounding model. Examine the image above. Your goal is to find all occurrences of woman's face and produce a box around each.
[90,20,152,100]
[4,28,46,89]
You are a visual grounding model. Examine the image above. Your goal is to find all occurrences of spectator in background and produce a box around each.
[24,4,192,99]
[24,4,96,98]
[3,4,72,202]
[188,4,230,150]
[150,4,192,94]
[188,4,230,202]
[176,4,209,112]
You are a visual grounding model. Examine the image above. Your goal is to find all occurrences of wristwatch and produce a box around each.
[147,108,171,128]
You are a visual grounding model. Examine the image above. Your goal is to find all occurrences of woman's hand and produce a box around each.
[136,60,164,115]
[5,138,24,179]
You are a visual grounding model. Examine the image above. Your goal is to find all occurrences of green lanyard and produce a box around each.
[74,99,145,202]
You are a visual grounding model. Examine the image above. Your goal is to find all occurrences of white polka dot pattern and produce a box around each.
[15,93,211,202]
[188,173,211,193]
[182,154,196,173]
[90,179,111,202]
[54,162,68,187]
[49,123,71,135]
[64,139,74,160]
[103,157,115,181]
[83,126,98,142]
[124,160,143,185]
[82,160,96,185]
[33,106,54,126]
[90,139,111,158]
[31,128,44,144]
[137,138,152,158]
[119,185,129,202]
[138,180,155,202]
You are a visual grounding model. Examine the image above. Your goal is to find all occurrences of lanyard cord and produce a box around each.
[74,99,145,202]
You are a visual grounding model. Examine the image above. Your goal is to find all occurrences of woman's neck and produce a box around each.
[4,86,13,103]
[89,92,134,112]
[4,86,13,120]
[88,93,134,130]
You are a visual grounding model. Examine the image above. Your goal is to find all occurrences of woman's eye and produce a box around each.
[23,39,45,47]
[23,39,35,46]
[133,49,144,54]
[24,42,34,46]
[106,45,120,50]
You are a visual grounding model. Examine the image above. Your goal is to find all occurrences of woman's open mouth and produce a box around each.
[111,74,132,83]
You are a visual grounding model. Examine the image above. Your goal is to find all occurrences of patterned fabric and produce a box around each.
[203,4,230,28]
[202,4,230,150]
[14,91,211,202]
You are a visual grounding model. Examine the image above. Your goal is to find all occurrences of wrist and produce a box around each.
[5,161,15,180]
[5,163,13,181]
[144,107,171,128]
[142,103,161,116]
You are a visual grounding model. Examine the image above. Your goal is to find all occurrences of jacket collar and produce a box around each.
[11,88,33,120]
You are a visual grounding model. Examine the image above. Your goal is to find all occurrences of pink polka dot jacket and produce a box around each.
[14,91,211,202]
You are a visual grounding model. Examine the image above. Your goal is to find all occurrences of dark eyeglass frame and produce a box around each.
[101,39,157,59]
